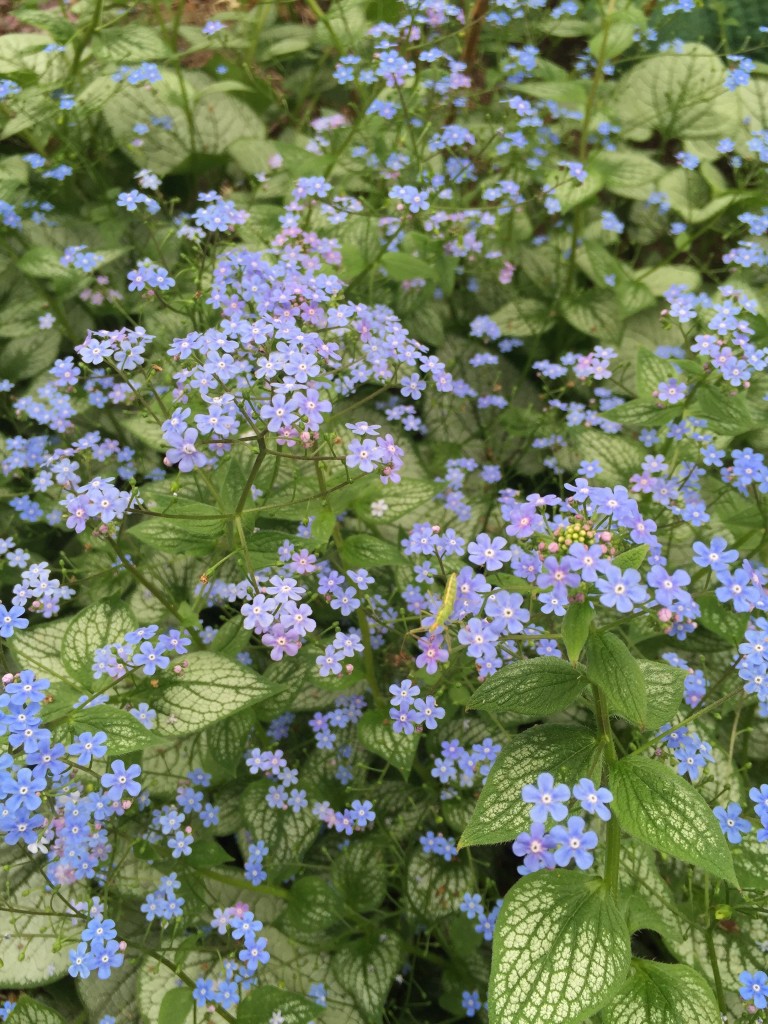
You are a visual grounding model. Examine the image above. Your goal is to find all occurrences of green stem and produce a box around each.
[68,0,105,83]
[106,537,201,642]
[593,685,620,899]
[704,877,727,1015]
[234,436,268,516]
[634,682,743,754]
[313,463,382,706]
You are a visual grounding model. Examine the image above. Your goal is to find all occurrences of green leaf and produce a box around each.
[280,877,340,939]
[185,839,233,868]
[573,431,644,483]
[612,545,650,571]
[619,841,683,944]
[239,984,319,1024]
[61,601,137,687]
[331,837,388,913]
[206,711,256,774]
[7,996,65,1024]
[588,17,641,61]
[405,849,474,923]
[358,709,419,777]
[0,865,83,987]
[103,69,265,175]
[489,871,630,1024]
[636,660,685,730]
[609,755,736,883]
[8,617,74,685]
[153,652,273,736]
[352,478,439,525]
[69,705,162,755]
[241,779,319,882]
[129,504,226,556]
[76,942,141,1022]
[341,533,405,567]
[544,165,604,213]
[733,831,768,889]
[636,347,675,399]
[693,385,758,436]
[466,657,585,716]
[560,291,624,343]
[594,150,664,199]
[615,43,733,140]
[157,988,194,1024]
[17,246,80,288]
[491,296,554,336]
[561,602,594,663]
[381,250,436,282]
[603,960,720,1024]
[603,399,675,429]
[698,594,749,644]
[332,931,403,1022]
[136,952,207,1024]
[586,633,646,726]
[460,725,598,847]
[0,334,61,381]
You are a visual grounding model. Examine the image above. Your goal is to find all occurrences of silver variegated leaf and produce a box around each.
[603,960,720,1024]
[489,871,630,1024]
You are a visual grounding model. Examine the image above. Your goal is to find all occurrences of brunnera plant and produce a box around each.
[1,1,768,1023]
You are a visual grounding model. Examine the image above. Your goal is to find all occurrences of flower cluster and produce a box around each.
[513,775,613,874]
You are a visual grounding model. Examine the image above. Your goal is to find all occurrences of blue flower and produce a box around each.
[100,760,142,802]
[714,803,752,844]
[521,773,570,823]
[572,778,613,821]
[0,603,28,638]
[550,816,598,869]
[595,566,648,613]
[739,969,768,1008]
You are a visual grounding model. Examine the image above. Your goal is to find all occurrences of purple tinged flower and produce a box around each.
[656,378,688,404]
[389,680,420,705]
[572,778,613,821]
[549,816,598,869]
[467,533,511,571]
[485,590,530,633]
[521,773,570,823]
[412,695,445,730]
[346,438,383,472]
[165,428,206,472]
[646,564,690,608]
[390,703,418,735]
[566,543,608,583]
[457,617,497,659]
[262,624,301,661]
[512,822,556,874]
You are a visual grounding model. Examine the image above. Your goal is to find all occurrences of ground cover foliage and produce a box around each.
[1,0,768,1022]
